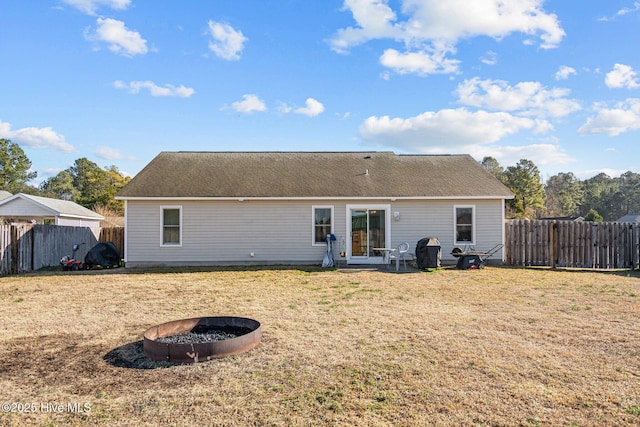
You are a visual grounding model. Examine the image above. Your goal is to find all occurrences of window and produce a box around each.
[312,206,333,245]
[454,205,474,244]
[161,206,182,246]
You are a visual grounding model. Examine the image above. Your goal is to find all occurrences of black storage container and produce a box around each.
[415,237,441,269]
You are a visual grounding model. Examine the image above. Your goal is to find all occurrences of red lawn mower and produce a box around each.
[60,243,85,271]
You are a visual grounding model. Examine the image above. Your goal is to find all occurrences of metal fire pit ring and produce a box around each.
[143,316,261,363]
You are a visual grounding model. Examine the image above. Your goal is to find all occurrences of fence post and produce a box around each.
[30,226,35,271]
[550,221,557,269]
[10,225,18,275]
[635,224,640,269]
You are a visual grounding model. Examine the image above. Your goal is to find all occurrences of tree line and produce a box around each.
[482,156,640,221]
[0,139,130,216]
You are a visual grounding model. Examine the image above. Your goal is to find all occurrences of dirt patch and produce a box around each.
[104,341,175,369]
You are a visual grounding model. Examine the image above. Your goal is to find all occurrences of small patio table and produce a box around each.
[373,247,396,270]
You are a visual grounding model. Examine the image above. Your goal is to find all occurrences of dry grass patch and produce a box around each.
[0,266,638,426]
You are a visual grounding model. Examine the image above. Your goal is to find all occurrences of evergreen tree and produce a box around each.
[39,170,78,200]
[544,172,583,217]
[0,139,37,192]
[502,159,545,218]
[39,158,130,215]
[584,209,603,222]
[481,156,504,180]
[581,173,619,220]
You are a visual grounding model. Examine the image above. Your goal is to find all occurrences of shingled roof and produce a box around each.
[116,151,514,199]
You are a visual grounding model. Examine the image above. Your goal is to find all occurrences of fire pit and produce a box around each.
[143,316,261,363]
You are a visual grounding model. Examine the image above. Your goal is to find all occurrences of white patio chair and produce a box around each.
[389,242,410,271]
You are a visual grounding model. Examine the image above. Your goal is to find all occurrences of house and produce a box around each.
[617,213,640,223]
[0,193,104,227]
[539,216,584,222]
[115,151,514,267]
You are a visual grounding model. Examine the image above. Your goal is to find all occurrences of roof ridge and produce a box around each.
[169,151,395,154]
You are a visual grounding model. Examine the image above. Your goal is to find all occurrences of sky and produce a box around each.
[2,0,640,186]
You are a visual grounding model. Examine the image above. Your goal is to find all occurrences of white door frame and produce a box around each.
[345,204,391,264]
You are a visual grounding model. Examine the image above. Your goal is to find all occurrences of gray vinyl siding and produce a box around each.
[126,200,340,266]
[0,198,52,217]
[57,217,101,227]
[124,199,505,267]
[384,199,504,262]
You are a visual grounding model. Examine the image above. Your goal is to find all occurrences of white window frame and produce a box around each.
[160,205,182,247]
[454,205,475,245]
[312,205,334,246]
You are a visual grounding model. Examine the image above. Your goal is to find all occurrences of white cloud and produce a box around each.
[403,0,564,49]
[358,108,538,150]
[618,1,640,15]
[329,0,401,54]
[470,143,575,167]
[0,120,76,153]
[379,46,460,75]
[357,108,574,167]
[616,1,640,17]
[294,98,325,117]
[85,18,148,57]
[578,98,640,136]
[330,0,565,75]
[555,65,576,80]
[605,64,640,89]
[113,80,195,97]
[455,77,581,118]
[600,2,640,21]
[61,0,130,15]
[480,51,497,66]
[231,94,267,113]
[277,98,325,116]
[39,168,64,180]
[95,146,131,160]
[574,168,628,180]
[207,21,247,61]
[276,102,293,114]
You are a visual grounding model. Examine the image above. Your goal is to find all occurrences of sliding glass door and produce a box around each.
[347,205,390,263]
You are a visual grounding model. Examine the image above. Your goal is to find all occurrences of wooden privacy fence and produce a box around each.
[505,220,640,269]
[0,224,124,275]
